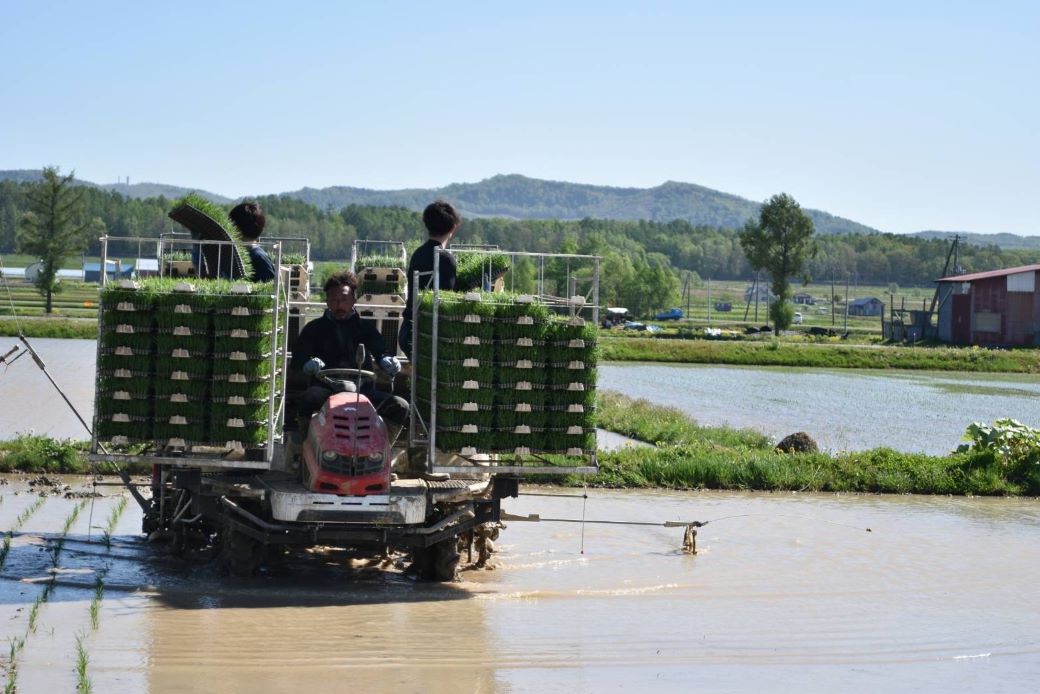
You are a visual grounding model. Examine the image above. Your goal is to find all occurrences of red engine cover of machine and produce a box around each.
[301,392,391,495]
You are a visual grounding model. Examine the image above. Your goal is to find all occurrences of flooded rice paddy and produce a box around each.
[5,339,1040,454]
[1,477,1038,692]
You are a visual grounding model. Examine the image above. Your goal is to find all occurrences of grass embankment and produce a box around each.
[601,336,1040,373]
[568,391,1040,496]
[0,436,148,475]
[0,317,97,339]
[3,392,1037,496]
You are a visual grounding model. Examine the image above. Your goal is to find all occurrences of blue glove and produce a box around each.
[379,355,401,376]
[302,357,325,376]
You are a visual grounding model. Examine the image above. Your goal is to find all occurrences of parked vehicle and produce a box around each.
[654,307,684,321]
[793,312,803,325]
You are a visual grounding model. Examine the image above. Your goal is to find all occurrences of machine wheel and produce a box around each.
[223,526,263,577]
[412,539,460,582]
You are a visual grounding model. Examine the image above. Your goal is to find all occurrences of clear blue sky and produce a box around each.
[2,1,1037,235]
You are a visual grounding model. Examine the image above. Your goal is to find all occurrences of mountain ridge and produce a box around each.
[3,169,1032,245]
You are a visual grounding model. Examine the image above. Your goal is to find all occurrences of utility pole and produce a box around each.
[831,271,836,327]
[707,277,711,324]
[844,275,850,334]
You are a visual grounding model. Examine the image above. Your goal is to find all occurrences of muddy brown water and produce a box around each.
[1,476,1038,693]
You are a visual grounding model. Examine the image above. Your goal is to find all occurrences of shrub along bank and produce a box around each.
[562,392,1040,496]
[3,393,1037,496]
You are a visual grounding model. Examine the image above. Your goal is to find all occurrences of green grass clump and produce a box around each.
[569,391,1040,495]
[0,435,87,473]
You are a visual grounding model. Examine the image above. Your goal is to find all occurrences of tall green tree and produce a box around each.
[739,193,817,334]
[17,168,104,313]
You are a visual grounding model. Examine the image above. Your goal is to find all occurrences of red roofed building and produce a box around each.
[935,264,1040,346]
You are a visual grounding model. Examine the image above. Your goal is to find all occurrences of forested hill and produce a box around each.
[0,170,230,204]
[911,230,1040,250]
[283,174,877,236]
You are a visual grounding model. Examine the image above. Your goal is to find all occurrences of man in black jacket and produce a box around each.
[291,270,407,431]
[398,200,460,357]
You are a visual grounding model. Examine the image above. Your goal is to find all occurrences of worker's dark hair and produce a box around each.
[229,201,266,241]
[323,270,358,294]
[422,200,460,238]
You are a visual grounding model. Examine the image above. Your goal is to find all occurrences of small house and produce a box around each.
[935,264,1040,346]
[794,293,815,305]
[848,297,884,317]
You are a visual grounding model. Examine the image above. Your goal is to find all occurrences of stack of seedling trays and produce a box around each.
[356,255,406,296]
[93,278,280,458]
[209,288,278,453]
[544,313,598,455]
[414,289,598,460]
[414,291,497,454]
[96,283,158,446]
[153,286,211,448]
[494,293,549,455]
[356,255,407,355]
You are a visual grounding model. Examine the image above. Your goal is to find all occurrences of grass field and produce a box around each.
[0,278,100,318]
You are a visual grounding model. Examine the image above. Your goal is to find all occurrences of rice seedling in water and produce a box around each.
[89,571,107,630]
[5,636,25,694]
[0,536,10,570]
[75,632,92,693]
[101,497,128,549]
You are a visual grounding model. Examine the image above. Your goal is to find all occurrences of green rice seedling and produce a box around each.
[211,377,273,400]
[356,254,404,270]
[62,501,86,536]
[27,585,49,632]
[209,422,267,448]
[153,378,209,400]
[0,535,11,570]
[101,498,127,550]
[89,572,105,628]
[281,252,306,265]
[434,405,496,429]
[154,332,210,355]
[219,311,275,333]
[96,395,152,418]
[211,355,273,378]
[75,632,92,693]
[98,349,152,374]
[153,420,206,445]
[456,253,510,290]
[5,636,24,694]
[172,191,235,233]
[154,398,210,421]
[14,497,45,529]
[213,332,273,356]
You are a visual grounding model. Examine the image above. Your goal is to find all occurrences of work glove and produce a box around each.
[379,355,401,376]
[302,357,325,376]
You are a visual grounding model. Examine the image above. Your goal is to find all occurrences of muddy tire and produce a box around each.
[223,527,263,577]
[412,540,460,582]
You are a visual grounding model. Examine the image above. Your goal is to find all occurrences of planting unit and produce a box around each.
[93,233,601,580]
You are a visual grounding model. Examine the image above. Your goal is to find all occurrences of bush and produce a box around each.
[0,434,87,473]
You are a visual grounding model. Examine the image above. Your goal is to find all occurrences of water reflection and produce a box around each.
[600,363,1040,454]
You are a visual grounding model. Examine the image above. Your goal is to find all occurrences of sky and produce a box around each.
[2,1,1037,235]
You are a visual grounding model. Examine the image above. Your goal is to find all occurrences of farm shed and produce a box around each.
[935,264,1040,346]
[848,297,884,317]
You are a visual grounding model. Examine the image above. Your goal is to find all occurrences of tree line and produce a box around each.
[1,175,1033,315]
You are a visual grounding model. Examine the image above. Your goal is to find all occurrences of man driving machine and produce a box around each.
[290,270,408,436]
